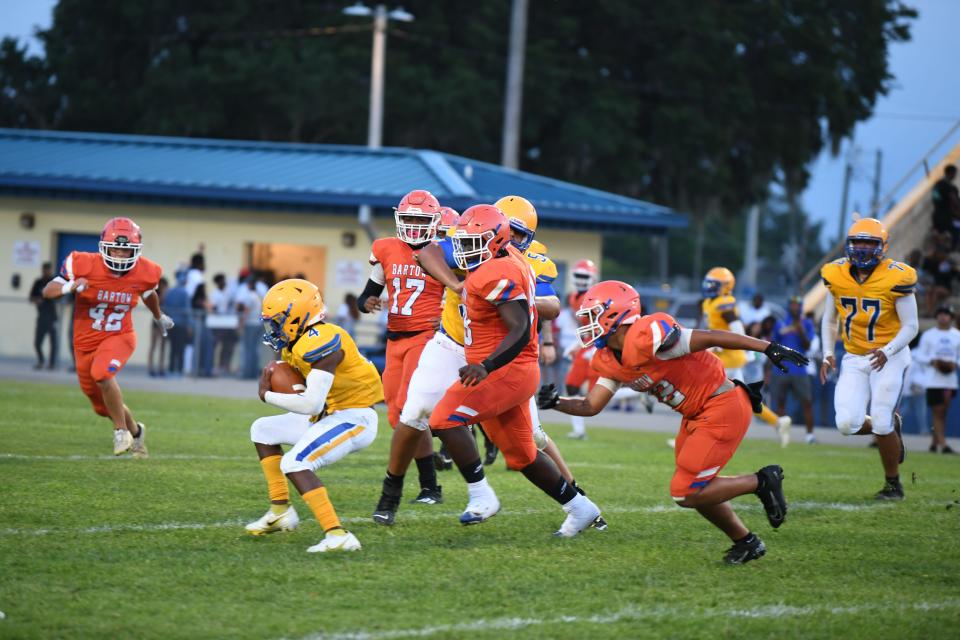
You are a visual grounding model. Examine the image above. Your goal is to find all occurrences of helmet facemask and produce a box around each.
[508,218,535,252]
[452,230,496,271]
[572,272,596,293]
[575,303,607,347]
[99,239,142,272]
[395,209,439,244]
[845,237,884,269]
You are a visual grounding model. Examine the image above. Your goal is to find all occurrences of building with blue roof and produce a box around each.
[0,128,683,362]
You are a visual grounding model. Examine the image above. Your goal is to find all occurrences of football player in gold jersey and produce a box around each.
[820,218,918,500]
[701,267,792,446]
[245,279,384,552]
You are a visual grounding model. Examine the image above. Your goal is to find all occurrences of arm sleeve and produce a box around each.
[357,279,386,314]
[881,295,919,358]
[263,369,334,415]
[821,291,838,358]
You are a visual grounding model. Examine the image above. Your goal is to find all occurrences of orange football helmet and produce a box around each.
[494,195,537,251]
[452,204,511,270]
[394,189,441,244]
[99,217,143,272]
[701,267,735,299]
[571,259,599,293]
[437,206,460,237]
[845,217,888,268]
[575,280,641,347]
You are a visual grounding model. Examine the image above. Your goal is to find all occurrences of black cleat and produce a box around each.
[893,413,905,464]
[755,465,787,528]
[723,533,766,565]
[372,488,402,526]
[874,479,904,501]
[589,515,608,531]
[434,448,453,471]
[483,442,499,466]
[410,485,443,505]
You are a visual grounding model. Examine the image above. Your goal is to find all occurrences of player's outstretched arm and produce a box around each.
[538,380,615,416]
[688,329,808,372]
[42,276,87,299]
[415,242,463,293]
[260,350,344,414]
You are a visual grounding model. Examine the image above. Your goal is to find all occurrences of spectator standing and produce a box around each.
[29,261,59,370]
[185,251,206,298]
[236,277,264,379]
[771,296,817,443]
[333,293,361,337]
[914,305,960,454]
[147,277,169,376]
[920,239,958,315]
[208,273,239,375]
[931,164,960,249]
[740,293,772,330]
[164,272,192,376]
[191,282,214,377]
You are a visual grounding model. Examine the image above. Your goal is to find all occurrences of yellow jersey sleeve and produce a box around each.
[525,250,558,284]
[284,323,384,412]
[821,258,916,355]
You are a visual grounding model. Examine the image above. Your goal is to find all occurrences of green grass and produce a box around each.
[1,380,959,639]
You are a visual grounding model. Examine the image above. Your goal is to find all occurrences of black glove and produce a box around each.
[537,383,560,410]
[764,342,809,373]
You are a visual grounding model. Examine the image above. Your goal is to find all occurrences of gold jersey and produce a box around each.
[821,257,917,355]
[702,295,748,369]
[282,322,384,412]
[439,245,557,345]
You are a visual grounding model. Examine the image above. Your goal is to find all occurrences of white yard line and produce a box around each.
[0,453,250,461]
[299,599,960,640]
[0,500,906,537]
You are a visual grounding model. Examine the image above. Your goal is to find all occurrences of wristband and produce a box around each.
[61,281,75,295]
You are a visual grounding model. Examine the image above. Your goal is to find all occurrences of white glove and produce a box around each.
[155,313,175,338]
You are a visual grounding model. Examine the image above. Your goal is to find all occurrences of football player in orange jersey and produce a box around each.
[359,190,446,507]
[43,217,174,457]
[427,205,604,535]
[563,259,600,439]
[539,281,807,563]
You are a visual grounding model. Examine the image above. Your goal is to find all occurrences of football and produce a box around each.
[934,359,956,375]
[270,361,306,394]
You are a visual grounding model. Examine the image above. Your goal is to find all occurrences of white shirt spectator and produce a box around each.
[740,301,772,327]
[209,285,234,315]
[185,268,205,299]
[915,326,960,389]
[235,285,263,327]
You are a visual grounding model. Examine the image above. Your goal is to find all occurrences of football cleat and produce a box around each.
[805,433,818,445]
[566,431,587,440]
[372,489,401,526]
[776,416,792,448]
[893,413,905,464]
[459,493,500,525]
[131,422,148,459]
[723,534,766,565]
[874,479,904,501]
[554,495,602,537]
[434,447,453,471]
[306,530,361,553]
[589,515,609,531]
[113,428,133,455]
[245,505,300,536]
[755,465,787,528]
[410,486,443,505]
[483,441,499,466]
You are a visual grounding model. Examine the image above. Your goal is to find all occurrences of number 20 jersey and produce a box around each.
[591,312,727,418]
[369,238,443,333]
[820,257,917,356]
[60,251,163,350]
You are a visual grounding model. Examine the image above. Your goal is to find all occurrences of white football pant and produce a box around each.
[833,347,910,436]
[399,331,465,430]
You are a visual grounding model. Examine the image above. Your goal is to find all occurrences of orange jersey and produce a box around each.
[370,238,443,332]
[591,312,727,418]
[462,248,539,366]
[567,290,586,311]
[61,251,162,350]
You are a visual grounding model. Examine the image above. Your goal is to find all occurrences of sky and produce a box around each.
[3,0,959,247]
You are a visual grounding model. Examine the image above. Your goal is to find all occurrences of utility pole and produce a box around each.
[871,149,883,215]
[837,160,853,244]
[500,0,528,169]
[367,5,387,149]
[742,204,760,291]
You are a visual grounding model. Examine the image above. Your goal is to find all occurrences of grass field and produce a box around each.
[1,380,959,639]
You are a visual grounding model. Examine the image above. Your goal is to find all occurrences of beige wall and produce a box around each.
[0,197,602,363]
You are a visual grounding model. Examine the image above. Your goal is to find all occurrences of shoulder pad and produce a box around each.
[297,326,343,363]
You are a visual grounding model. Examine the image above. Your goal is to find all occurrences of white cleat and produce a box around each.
[554,495,602,538]
[566,431,587,440]
[113,428,133,455]
[805,433,817,445]
[131,422,148,459]
[245,506,300,536]
[459,493,500,525]
[776,416,792,448]
[306,530,361,553]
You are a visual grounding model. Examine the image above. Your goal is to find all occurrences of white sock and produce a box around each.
[467,478,491,501]
[562,492,592,513]
[570,415,586,435]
